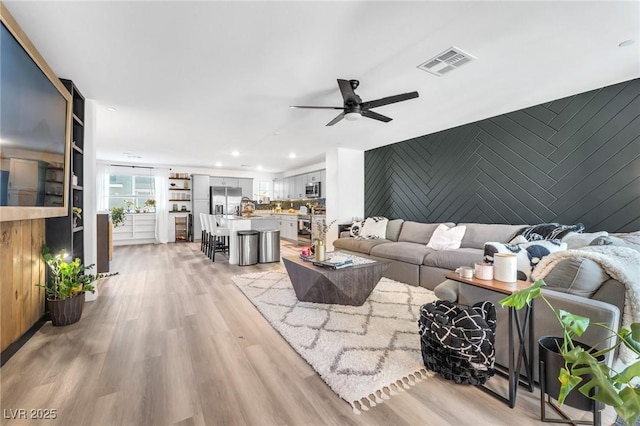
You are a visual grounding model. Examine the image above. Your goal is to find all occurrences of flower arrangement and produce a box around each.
[110,207,126,228]
[313,219,336,244]
[144,198,156,212]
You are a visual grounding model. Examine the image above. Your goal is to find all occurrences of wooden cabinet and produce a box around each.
[46,80,85,264]
[97,213,112,273]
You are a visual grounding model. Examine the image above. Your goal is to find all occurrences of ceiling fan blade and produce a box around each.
[361,91,419,109]
[337,79,360,104]
[361,109,392,123]
[326,112,345,126]
[290,105,344,110]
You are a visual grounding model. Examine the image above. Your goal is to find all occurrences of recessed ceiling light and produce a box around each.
[215,161,222,167]
[126,154,141,159]
[289,153,296,159]
[232,150,239,157]
[257,165,263,171]
[107,107,117,112]
[619,39,635,47]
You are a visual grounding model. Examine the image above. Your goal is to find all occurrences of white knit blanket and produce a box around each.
[531,245,640,364]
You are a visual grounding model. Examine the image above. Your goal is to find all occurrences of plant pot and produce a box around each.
[315,242,326,262]
[48,293,85,326]
[539,336,604,412]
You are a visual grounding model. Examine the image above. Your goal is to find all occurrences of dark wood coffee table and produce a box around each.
[282,255,390,306]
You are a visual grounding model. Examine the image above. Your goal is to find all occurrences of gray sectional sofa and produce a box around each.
[333,220,525,289]
[333,219,628,374]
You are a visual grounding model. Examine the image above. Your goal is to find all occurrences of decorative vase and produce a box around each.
[47,292,85,326]
[494,253,517,282]
[315,241,326,262]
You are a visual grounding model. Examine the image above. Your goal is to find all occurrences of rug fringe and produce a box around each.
[350,368,433,414]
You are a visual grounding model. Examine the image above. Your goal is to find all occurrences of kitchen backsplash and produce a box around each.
[255,199,325,211]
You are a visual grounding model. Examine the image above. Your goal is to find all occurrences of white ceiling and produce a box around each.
[4,1,639,174]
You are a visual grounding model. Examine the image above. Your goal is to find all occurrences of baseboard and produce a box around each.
[0,314,48,367]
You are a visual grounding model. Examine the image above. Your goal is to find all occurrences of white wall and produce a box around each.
[84,100,98,301]
[325,148,364,251]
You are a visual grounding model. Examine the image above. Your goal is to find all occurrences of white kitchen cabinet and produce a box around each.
[273,179,283,200]
[307,171,321,183]
[294,175,306,199]
[239,178,253,199]
[113,213,156,245]
[278,215,298,241]
[210,177,239,187]
[8,158,39,191]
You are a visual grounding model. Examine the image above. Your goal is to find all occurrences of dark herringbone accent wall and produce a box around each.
[365,78,640,232]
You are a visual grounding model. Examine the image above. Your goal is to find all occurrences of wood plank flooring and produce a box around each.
[0,242,615,425]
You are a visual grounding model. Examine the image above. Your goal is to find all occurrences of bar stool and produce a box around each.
[199,213,208,253]
[208,215,230,262]
[201,213,212,257]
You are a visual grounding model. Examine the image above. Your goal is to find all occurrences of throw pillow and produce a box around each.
[561,231,608,250]
[426,224,467,250]
[349,220,363,237]
[516,223,585,241]
[590,232,640,253]
[360,216,388,239]
[483,240,567,281]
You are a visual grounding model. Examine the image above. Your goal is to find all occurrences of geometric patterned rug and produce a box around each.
[232,271,438,413]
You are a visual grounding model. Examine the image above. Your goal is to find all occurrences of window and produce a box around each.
[109,174,155,211]
[256,180,270,202]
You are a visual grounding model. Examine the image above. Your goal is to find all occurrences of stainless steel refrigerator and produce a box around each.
[210,186,242,216]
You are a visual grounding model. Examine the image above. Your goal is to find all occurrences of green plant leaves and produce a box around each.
[558,310,590,337]
[499,279,543,309]
[615,386,640,426]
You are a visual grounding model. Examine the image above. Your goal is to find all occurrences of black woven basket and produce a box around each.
[418,300,497,385]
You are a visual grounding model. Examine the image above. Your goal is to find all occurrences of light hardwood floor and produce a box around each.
[1,242,614,425]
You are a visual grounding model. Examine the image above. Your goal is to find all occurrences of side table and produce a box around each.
[445,272,535,408]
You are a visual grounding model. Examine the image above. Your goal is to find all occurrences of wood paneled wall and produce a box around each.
[365,78,640,232]
[0,219,46,352]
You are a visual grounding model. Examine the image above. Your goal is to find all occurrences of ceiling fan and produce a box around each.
[290,79,419,126]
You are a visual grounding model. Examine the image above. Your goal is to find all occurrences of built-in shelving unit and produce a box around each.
[169,173,191,213]
[46,79,85,263]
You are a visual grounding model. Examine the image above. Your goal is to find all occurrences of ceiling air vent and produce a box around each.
[417,46,476,77]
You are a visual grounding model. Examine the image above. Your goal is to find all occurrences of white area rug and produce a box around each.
[232,271,438,413]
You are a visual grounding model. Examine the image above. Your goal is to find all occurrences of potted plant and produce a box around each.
[144,198,156,212]
[312,219,336,261]
[110,206,126,228]
[124,199,134,213]
[37,246,118,326]
[500,280,640,425]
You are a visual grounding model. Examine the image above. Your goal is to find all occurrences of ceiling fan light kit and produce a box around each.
[290,79,419,126]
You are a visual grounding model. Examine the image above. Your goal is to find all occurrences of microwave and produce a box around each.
[305,182,320,198]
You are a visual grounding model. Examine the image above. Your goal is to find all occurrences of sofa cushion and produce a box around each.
[332,237,391,255]
[360,217,388,239]
[591,232,640,253]
[516,222,585,241]
[370,242,435,265]
[386,219,404,242]
[398,221,456,245]
[541,258,609,298]
[349,220,363,237]
[561,231,608,249]
[427,224,466,250]
[484,240,567,281]
[459,223,527,249]
[423,248,484,270]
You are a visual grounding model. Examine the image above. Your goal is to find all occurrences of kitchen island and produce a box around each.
[218,215,280,265]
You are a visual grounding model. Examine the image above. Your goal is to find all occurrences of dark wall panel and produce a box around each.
[365,78,640,232]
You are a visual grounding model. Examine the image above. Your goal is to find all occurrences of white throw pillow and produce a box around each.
[360,217,388,239]
[427,224,467,250]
